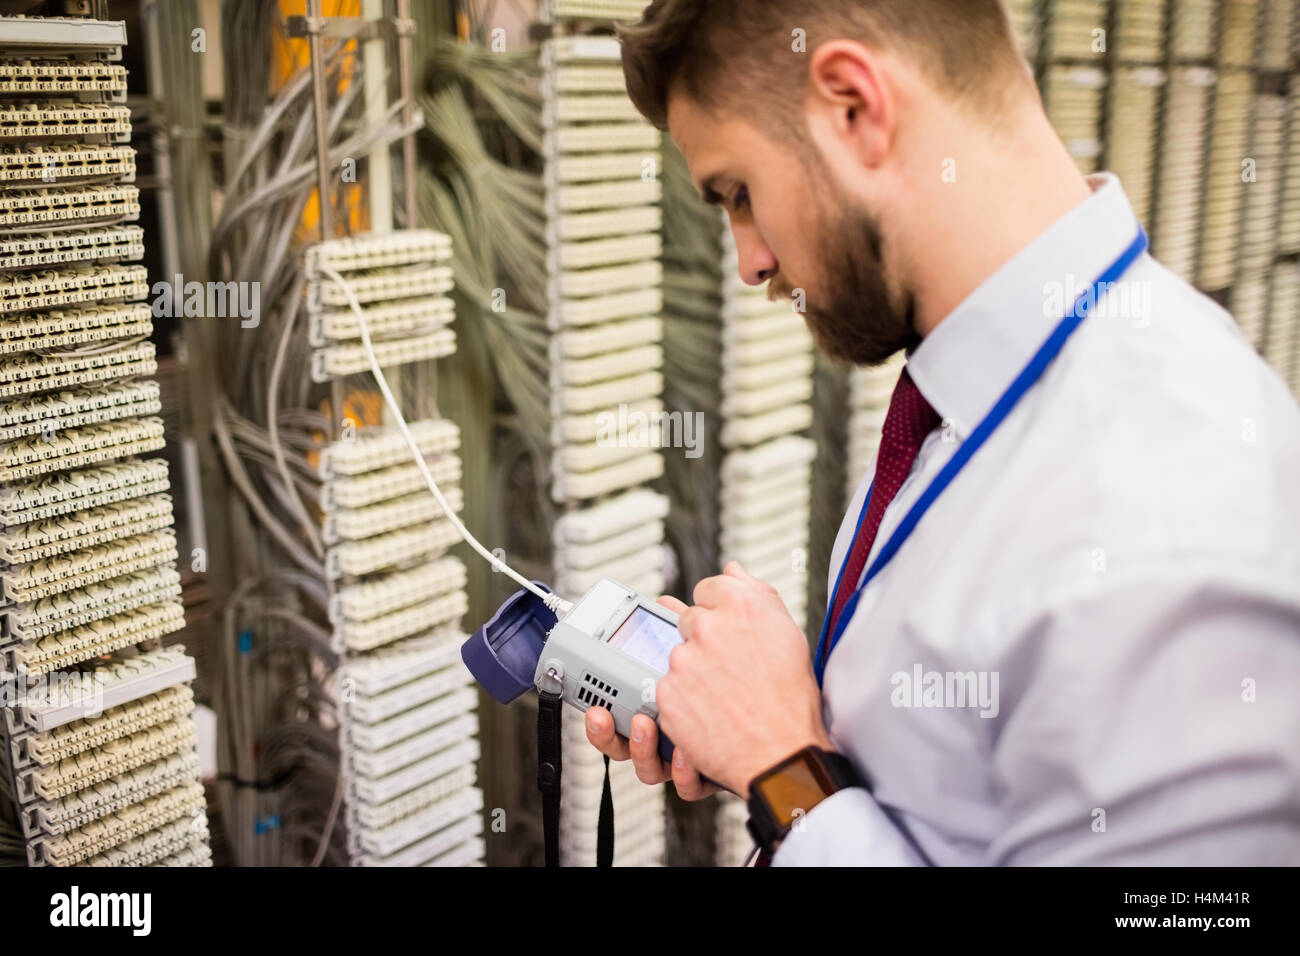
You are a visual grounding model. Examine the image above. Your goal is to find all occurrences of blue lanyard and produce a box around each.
[813,228,1149,687]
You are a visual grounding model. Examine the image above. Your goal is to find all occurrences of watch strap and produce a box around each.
[745,747,866,857]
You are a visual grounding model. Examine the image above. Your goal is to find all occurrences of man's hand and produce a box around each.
[585,561,833,797]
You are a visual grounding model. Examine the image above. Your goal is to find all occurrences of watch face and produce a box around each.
[755,753,828,829]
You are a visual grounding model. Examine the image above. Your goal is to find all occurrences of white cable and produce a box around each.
[318,263,574,617]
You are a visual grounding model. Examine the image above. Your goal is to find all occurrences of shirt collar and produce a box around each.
[904,172,1143,438]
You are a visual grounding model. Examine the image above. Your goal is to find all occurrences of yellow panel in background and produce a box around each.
[272,0,368,240]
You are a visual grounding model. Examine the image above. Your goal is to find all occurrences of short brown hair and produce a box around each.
[618,0,1027,135]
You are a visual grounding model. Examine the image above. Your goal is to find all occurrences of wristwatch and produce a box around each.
[745,746,867,857]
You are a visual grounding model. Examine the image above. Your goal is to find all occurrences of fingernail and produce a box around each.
[631,724,644,743]
[673,750,684,768]
[586,716,599,734]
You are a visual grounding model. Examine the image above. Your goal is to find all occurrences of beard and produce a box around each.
[767,197,919,368]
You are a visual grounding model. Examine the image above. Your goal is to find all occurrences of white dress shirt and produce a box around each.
[773,172,1300,866]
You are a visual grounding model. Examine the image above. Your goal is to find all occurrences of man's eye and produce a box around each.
[732,186,750,212]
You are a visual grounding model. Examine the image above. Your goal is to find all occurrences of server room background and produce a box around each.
[0,0,1296,868]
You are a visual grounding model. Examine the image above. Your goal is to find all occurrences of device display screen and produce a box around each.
[606,607,682,674]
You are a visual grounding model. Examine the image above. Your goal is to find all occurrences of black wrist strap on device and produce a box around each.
[537,692,614,867]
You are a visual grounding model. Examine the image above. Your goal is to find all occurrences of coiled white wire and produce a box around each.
[319,262,573,617]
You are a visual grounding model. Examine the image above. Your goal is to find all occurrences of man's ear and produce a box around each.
[806,39,893,169]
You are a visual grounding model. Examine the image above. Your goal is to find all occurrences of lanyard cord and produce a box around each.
[814,228,1149,686]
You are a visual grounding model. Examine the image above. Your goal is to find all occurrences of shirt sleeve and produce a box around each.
[987,566,1300,865]
[774,565,1300,866]
[770,787,929,866]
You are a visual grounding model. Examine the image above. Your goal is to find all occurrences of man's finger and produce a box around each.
[628,713,670,784]
[723,560,777,593]
[670,747,718,801]
[584,706,630,761]
[657,594,688,615]
[692,572,744,609]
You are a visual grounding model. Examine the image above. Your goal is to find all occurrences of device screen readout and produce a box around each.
[606,607,682,674]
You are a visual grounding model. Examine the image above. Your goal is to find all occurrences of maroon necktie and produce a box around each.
[819,367,941,671]
[753,368,939,867]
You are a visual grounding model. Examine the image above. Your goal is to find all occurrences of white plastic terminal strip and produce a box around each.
[0,104,131,140]
[0,267,149,317]
[552,451,664,503]
[0,144,135,185]
[349,712,478,779]
[560,343,663,386]
[324,455,461,510]
[0,494,174,564]
[549,64,626,93]
[326,520,461,579]
[0,416,165,482]
[720,406,815,450]
[304,229,451,276]
[553,287,661,327]
[0,528,178,604]
[559,370,662,414]
[553,520,663,571]
[542,35,623,63]
[0,458,169,527]
[0,225,144,270]
[0,340,156,398]
[341,628,465,698]
[17,716,197,802]
[0,61,128,94]
[34,782,205,866]
[557,440,656,474]
[351,738,479,807]
[311,329,456,383]
[3,566,182,642]
[352,808,482,868]
[554,207,662,242]
[311,265,453,308]
[332,557,467,623]
[560,318,663,358]
[15,685,194,768]
[549,124,661,155]
[553,487,669,544]
[0,183,140,229]
[546,94,642,126]
[721,379,814,419]
[319,418,460,478]
[26,752,200,837]
[553,234,663,272]
[553,152,654,183]
[153,836,213,867]
[349,686,477,750]
[351,762,475,832]
[545,0,648,22]
[323,486,464,544]
[353,783,481,860]
[552,181,662,215]
[6,601,186,676]
[0,380,160,442]
[559,398,662,445]
[340,593,469,653]
[83,813,210,867]
[12,646,196,734]
[310,297,454,347]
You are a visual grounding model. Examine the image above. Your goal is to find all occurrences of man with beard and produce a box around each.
[584,0,1300,865]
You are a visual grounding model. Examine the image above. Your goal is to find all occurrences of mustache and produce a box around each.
[765,277,797,302]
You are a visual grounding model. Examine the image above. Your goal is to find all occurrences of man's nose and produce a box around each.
[732,221,778,286]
